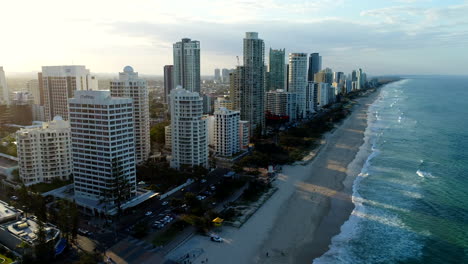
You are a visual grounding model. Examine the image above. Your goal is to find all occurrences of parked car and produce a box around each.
[78,228,90,236]
[201,179,207,183]
[145,211,153,216]
[162,201,169,206]
[10,196,18,201]
[210,235,223,242]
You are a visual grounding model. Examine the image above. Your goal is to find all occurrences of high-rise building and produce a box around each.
[268,48,286,91]
[266,89,297,121]
[306,82,318,114]
[173,38,201,93]
[110,66,150,164]
[69,90,136,211]
[239,121,250,150]
[40,65,97,121]
[314,68,333,84]
[229,66,243,111]
[308,53,321,82]
[241,32,265,134]
[169,87,208,169]
[163,65,174,104]
[213,107,240,157]
[16,116,72,186]
[221,68,230,83]
[214,96,233,111]
[0,67,9,105]
[317,82,336,107]
[288,53,308,118]
[214,68,221,82]
[333,71,345,84]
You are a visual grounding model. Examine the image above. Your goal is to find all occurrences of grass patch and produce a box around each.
[29,179,72,193]
[0,253,14,264]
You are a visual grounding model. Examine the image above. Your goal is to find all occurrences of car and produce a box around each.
[78,228,89,236]
[10,196,18,201]
[145,211,153,216]
[201,179,207,183]
[162,201,169,206]
[210,186,216,191]
[210,235,223,242]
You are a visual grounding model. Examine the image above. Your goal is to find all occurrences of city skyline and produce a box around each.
[1,0,467,76]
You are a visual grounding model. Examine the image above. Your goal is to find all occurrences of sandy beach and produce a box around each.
[165,90,380,264]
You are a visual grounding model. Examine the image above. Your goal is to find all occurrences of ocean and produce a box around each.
[314,77,468,264]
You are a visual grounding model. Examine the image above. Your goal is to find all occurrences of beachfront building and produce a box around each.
[110,66,150,164]
[266,89,297,122]
[268,48,286,91]
[214,107,240,157]
[69,90,137,213]
[40,65,97,121]
[173,38,201,93]
[169,87,208,169]
[0,67,10,105]
[16,116,73,186]
[240,32,265,134]
[288,53,308,119]
[307,53,321,82]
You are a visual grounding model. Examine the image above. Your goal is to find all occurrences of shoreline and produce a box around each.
[255,89,382,264]
[164,89,382,264]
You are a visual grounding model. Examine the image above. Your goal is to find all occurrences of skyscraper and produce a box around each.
[69,90,136,212]
[308,53,322,82]
[241,32,265,134]
[163,65,174,104]
[40,65,97,121]
[110,66,150,164]
[221,68,230,83]
[288,53,308,118]
[268,48,286,91]
[0,67,10,105]
[214,68,221,82]
[229,66,244,111]
[170,87,208,169]
[173,38,201,93]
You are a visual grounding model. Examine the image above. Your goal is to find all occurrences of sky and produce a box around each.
[1,0,467,76]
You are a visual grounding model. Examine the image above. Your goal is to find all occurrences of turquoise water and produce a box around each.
[314,77,468,264]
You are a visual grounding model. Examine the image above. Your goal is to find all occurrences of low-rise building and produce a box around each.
[266,89,297,121]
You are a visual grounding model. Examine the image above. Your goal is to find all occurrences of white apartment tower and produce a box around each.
[241,32,265,134]
[40,65,97,121]
[173,38,201,93]
[69,90,136,210]
[0,67,9,105]
[170,87,208,169]
[214,107,240,157]
[288,53,308,118]
[16,116,72,186]
[110,66,150,164]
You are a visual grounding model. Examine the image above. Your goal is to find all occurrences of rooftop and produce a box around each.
[0,200,20,224]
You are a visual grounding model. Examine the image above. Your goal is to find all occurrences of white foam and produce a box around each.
[416,169,434,178]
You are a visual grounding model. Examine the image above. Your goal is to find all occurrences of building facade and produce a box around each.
[308,53,321,82]
[69,90,136,211]
[241,32,265,134]
[163,65,174,104]
[0,67,9,105]
[268,48,286,91]
[213,107,240,157]
[40,65,97,121]
[170,87,208,169]
[266,89,297,121]
[16,116,72,186]
[110,66,150,164]
[173,38,201,93]
[288,53,308,118]
[306,82,318,115]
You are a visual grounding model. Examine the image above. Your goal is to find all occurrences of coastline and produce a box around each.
[164,89,382,264]
[255,88,382,264]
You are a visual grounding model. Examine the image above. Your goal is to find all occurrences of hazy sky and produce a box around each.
[1,0,467,76]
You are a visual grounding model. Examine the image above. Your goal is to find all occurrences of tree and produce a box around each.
[99,159,133,217]
[56,200,79,242]
[34,221,54,263]
[150,121,170,146]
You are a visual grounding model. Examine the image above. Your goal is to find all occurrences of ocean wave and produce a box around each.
[416,169,434,178]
